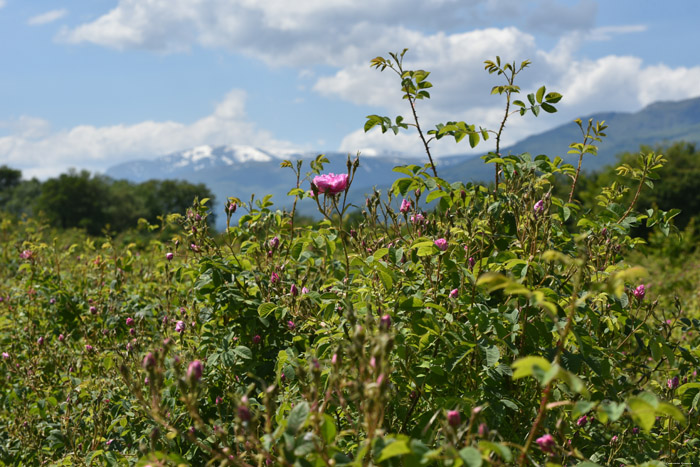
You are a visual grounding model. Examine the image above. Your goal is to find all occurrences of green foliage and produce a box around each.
[0,51,698,467]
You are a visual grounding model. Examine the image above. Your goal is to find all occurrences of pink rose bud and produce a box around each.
[400,199,411,213]
[577,415,588,426]
[37,336,44,345]
[667,376,680,389]
[287,320,296,330]
[301,286,309,295]
[410,213,425,224]
[478,423,488,437]
[290,284,298,296]
[187,360,203,382]
[85,344,93,352]
[237,405,251,422]
[175,321,185,333]
[166,252,174,261]
[253,334,262,344]
[449,288,459,298]
[58,334,64,342]
[534,199,545,213]
[89,306,97,314]
[142,352,156,370]
[380,314,391,330]
[126,317,134,326]
[270,272,279,284]
[269,237,280,249]
[633,284,646,301]
[447,410,461,427]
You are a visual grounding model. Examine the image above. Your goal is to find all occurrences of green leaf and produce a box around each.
[656,402,686,425]
[478,441,512,462]
[572,400,595,418]
[541,102,557,113]
[627,396,656,432]
[536,86,545,104]
[232,346,252,360]
[426,190,448,203]
[512,356,551,379]
[377,439,411,462]
[458,447,482,467]
[320,414,337,445]
[258,302,277,318]
[286,401,310,435]
[597,400,626,423]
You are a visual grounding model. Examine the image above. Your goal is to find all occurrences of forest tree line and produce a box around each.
[0,167,215,235]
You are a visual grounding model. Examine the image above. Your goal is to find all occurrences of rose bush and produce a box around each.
[0,51,697,467]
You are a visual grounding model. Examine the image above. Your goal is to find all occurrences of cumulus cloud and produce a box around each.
[0,90,301,179]
[58,0,597,64]
[28,9,68,26]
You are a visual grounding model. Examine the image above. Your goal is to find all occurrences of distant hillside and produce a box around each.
[444,95,700,183]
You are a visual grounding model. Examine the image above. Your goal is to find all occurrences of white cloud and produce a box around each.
[58,0,596,64]
[588,24,647,41]
[0,1,6,9]
[0,90,301,179]
[28,9,68,26]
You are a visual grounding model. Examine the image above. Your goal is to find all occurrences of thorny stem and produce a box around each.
[494,74,515,190]
[406,91,438,178]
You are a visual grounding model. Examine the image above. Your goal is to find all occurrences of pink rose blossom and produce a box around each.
[312,173,348,194]
[434,238,448,251]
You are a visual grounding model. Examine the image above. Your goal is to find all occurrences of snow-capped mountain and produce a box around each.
[106,144,300,181]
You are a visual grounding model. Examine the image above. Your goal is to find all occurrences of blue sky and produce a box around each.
[1,0,699,179]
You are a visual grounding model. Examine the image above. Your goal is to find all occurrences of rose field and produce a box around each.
[1,52,700,466]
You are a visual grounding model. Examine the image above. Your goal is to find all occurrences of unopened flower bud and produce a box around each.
[187,360,203,382]
[447,410,460,427]
[380,314,391,330]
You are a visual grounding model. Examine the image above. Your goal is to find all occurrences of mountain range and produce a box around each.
[106,96,700,229]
